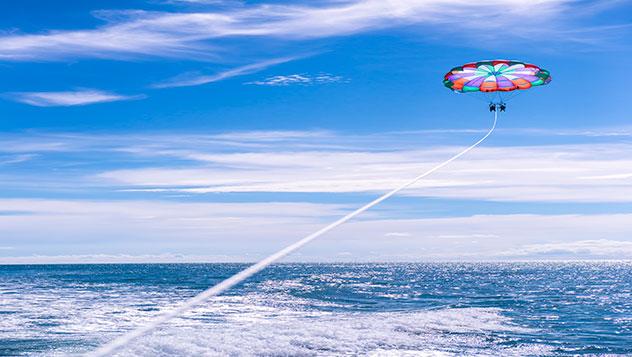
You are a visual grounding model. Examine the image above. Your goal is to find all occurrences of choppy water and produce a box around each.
[0,263,631,356]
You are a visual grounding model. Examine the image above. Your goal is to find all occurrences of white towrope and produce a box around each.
[87,111,498,357]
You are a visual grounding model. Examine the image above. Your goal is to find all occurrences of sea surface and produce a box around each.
[0,262,631,356]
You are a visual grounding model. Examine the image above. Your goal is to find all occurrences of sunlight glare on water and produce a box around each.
[0,262,630,356]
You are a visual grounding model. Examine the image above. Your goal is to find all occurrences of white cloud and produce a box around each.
[1,198,631,262]
[163,0,239,4]
[209,130,331,141]
[2,129,632,203]
[0,0,591,61]
[498,239,632,258]
[246,73,346,86]
[7,89,144,107]
[0,198,350,259]
[327,213,632,260]
[384,232,411,237]
[97,142,632,202]
[249,74,310,86]
[436,234,499,239]
[0,154,35,165]
[152,57,296,88]
[0,253,246,265]
[580,173,632,180]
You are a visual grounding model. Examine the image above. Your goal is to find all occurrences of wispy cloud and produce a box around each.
[161,0,240,5]
[98,142,632,203]
[0,253,249,265]
[498,239,632,259]
[246,73,347,86]
[0,154,35,165]
[152,57,296,88]
[341,214,632,260]
[209,130,331,142]
[384,232,411,238]
[2,129,632,203]
[579,173,632,180]
[1,198,631,261]
[6,89,144,107]
[0,198,350,260]
[0,0,605,61]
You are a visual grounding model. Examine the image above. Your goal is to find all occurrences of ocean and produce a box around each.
[0,262,630,356]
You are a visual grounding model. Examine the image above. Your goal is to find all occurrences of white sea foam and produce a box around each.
[2,283,548,356]
[4,263,631,356]
[100,294,544,357]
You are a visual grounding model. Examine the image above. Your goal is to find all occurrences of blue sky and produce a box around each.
[1,0,632,263]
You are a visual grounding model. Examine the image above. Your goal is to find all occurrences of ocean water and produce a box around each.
[0,263,631,356]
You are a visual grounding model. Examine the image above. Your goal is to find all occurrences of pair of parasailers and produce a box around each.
[489,103,506,112]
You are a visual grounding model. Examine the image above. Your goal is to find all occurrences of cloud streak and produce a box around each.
[98,142,632,203]
[7,89,144,107]
[0,154,35,165]
[1,198,631,262]
[246,73,346,86]
[152,57,296,88]
[2,129,632,202]
[498,239,632,258]
[0,0,594,61]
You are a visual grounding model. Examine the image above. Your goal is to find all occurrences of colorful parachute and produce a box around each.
[443,60,551,93]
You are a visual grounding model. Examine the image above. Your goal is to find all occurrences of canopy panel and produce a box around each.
[443,60,551,93]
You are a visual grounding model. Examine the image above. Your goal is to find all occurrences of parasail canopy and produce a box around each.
[443,60,551,93]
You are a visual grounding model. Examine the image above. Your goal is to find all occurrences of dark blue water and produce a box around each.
[0,262,630,356]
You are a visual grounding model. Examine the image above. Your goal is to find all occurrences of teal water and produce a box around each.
[0,262,631,356]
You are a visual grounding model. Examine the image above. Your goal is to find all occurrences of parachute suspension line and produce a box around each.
[503,90,521,103]
[87,112,499,357]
